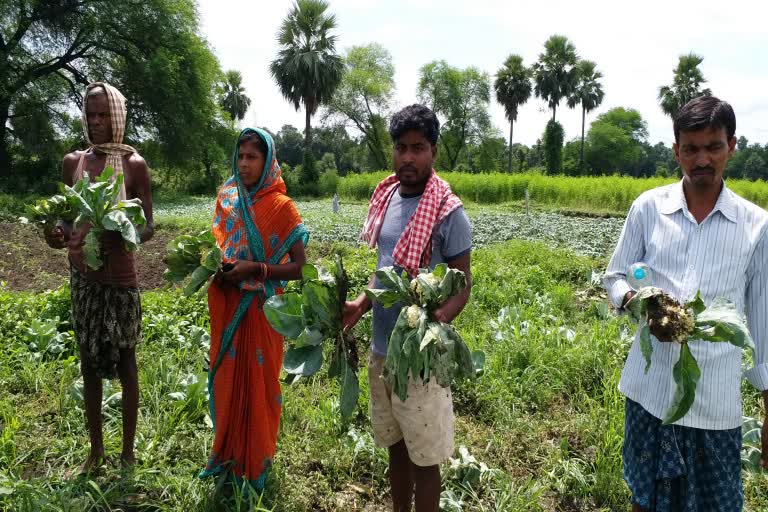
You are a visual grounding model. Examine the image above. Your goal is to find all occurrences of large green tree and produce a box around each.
[310,124,358,174]
[270,0,343,152]
[0,0,222,183]
[586,107,648,174]
[494,54,532,172]
[418,60,491,170]
[567,60,604,173]
[596,107,648,142]
[219,70,251,121]
[275,124,305,167]
[658,53,712,119]
[533,35,579,122]
[744,153,768,181]
[324,43,394,170]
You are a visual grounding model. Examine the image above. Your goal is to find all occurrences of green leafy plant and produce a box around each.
[25,194,78,230]
[365,264,484,402]
[163,230,222,296]
[63,166,147,270]
[440,445,507,512]
[264,255,360,418]
[23,316,73,360]
[742,416,763,473]
[168,372,210,425]
[627,287,754,424]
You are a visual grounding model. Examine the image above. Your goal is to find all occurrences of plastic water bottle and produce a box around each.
[627,262,652,290]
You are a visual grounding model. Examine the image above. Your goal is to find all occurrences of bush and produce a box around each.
[301,151,319,196]
[317,153,337,175]
[281,164,301,197]
[319,169,340,196]
[543,120,564,175]
[0,194,36,219]
[152,165,226,195]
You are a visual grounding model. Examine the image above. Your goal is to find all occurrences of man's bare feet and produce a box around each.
[80,450,106,475]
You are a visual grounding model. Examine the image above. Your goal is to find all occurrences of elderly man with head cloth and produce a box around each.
[45,82,154,472]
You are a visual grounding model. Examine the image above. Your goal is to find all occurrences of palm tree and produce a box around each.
[219,70,251,121]
[494,54,532,173]
[567,60,604,173]
[270,0,343,151]
[658,53,712,119]
[533,35,579,122]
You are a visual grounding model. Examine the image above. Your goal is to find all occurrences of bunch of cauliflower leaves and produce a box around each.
[627,287,754,424]
[163,230,223,296]
[264,255,360,419]
[27,167,146,270]
[26,194,78,230]
[366,264,485,402]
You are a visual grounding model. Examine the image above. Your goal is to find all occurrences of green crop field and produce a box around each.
[1,192,766,511]
[338,172,768,214]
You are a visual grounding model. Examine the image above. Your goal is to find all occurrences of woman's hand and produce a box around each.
[220,260,265,285]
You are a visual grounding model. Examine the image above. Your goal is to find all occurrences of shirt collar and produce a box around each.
[659,179,738,224]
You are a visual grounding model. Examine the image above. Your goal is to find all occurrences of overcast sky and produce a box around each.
[197,0,768,148]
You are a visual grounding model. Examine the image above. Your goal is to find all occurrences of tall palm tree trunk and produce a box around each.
[508,120,514,173]
[580,106,586,175]
[0,100,10,179]
[304,107,312,150]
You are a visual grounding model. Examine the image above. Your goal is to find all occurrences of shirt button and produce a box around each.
[689,264,695,270]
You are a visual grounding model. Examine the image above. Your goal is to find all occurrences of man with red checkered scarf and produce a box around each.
[344,104,472,512]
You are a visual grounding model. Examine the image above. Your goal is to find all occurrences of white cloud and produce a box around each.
[198,0,768,146]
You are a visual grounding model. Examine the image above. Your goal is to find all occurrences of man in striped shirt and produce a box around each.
[604,96,768,511]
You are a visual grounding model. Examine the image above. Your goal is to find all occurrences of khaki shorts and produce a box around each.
[368,354,454,467]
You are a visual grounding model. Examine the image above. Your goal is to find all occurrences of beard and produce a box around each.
[396,165,431,187]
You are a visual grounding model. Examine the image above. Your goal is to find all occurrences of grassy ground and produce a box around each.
[0,198,766,511]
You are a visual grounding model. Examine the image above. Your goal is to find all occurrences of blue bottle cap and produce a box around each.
[633,268,646,280]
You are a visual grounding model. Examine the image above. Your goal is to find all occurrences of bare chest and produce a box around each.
[79,153,136,197]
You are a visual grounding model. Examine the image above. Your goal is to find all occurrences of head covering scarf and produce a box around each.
[211,127,305,295]
[82,82,136,199]
[202,128,308,492]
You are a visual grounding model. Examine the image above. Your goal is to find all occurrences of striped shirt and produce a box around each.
[604,180,768,430]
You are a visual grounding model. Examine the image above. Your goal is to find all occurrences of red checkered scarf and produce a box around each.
[361,171,462,275]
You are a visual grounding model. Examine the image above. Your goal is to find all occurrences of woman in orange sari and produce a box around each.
[200,128,308,493]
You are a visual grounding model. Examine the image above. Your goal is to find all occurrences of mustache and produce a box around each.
[398,165,418,173]
[692,167,714,173]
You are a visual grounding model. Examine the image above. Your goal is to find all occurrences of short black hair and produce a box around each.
[389,104,440,145]
[674,96,736,143]
[238,131,268,156]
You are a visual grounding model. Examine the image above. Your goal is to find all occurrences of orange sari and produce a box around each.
[200,128,308,491]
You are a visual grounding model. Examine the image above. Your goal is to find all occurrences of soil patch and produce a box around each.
[0,222,180,292]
